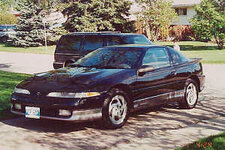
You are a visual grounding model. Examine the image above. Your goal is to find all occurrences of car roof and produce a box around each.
[65,32,145,36]
[105,44,166,49]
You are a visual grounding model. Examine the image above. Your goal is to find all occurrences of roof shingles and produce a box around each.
[171,0,202,7]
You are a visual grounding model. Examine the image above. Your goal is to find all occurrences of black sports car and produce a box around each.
[11,45,205,128]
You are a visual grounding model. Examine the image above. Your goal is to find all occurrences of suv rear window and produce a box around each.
[107,36,121,46]
[83,35,103,51]
[57,35,82,52]
[122,35,151,44]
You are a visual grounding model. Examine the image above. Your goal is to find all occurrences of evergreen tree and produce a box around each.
[62,0,135,32]
[9,0,46,47]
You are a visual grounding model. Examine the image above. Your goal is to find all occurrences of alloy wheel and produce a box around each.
[108,95,127,125]
[186,83,198,106]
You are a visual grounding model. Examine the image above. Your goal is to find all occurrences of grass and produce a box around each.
[177,132,225,150]
[157,41,225,64]
[0,71,31,120]
[0,43,55,55]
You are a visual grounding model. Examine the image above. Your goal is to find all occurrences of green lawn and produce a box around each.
[0,71,31,120]
[0,43,55,55]
[157,41,225,64]
[177,132,225,150]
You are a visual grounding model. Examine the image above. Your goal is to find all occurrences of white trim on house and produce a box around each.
[129,0,202,25]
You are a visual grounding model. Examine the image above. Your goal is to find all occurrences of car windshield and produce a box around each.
[72,48,143,69]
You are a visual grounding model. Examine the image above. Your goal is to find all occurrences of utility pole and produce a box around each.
[43,19,48,51]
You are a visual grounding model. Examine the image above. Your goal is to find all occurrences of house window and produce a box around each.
[175,8,187,16]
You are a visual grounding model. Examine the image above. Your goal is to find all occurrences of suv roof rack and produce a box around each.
[97,31,121,33]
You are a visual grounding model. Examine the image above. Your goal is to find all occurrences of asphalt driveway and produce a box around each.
[0,51,53,74]
[0,51,224,150]
[0,95,224,150]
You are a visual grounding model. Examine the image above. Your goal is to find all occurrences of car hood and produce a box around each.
[17,67,133,93]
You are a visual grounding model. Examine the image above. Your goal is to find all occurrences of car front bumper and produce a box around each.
[11,107,102,121]
[10,93,105,122]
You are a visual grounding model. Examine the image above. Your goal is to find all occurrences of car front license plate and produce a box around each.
[25,106,40,119]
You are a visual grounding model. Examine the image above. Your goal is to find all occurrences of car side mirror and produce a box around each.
[138,65,155,76]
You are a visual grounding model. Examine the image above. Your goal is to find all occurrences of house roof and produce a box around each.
[171,0,202,8]
[129,0,202,13]
[128,0,202,20]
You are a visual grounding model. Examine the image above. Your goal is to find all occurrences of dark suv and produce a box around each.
[53,32,152,69]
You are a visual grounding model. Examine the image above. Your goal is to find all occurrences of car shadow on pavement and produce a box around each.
[2,98,225,133]
[1,98,225,150]
[1,106,178,134]
[2,117,104,133]
[0,63,11,69]
[1,107,166,134]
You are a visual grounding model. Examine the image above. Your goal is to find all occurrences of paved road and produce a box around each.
[0,96,224,150]
[0,51,225,150]
[0,51,53,74]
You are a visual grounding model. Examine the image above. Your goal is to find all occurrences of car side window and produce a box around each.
[57,35,82,52]
[168,47,189,65]
[83,35,103,51]
[142,48,170,69]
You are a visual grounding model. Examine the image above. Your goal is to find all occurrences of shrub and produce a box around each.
[169,25,194,41]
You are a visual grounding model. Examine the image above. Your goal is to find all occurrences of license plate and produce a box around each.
[25,106,40,119]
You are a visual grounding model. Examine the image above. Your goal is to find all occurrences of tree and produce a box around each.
[0,12,17,24]
[62,0,135,32]
[191,0,225,49]
[8,0,47,47]
[135,0,177,41]
[0,0,22,11]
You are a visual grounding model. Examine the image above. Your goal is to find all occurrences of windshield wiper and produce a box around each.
[96,65,119,69]
[69,64,88,68]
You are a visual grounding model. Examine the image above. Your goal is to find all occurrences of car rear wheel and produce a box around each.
[180,79,199,109]
[1,36,8,43]
[64,60,74,68]
[102,88,130,129]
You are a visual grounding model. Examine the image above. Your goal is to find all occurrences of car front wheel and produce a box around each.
[180,79,199,109]
[102,88,130,129]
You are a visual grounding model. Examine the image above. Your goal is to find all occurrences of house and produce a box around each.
[129,0,202,34]
[171,0,202,26]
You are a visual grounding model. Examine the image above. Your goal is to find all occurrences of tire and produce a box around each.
[1,36,8,43]
[102,88,130,129]
[180,79,199,109]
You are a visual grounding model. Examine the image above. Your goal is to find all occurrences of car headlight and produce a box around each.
[14,88,30,95]
[47,92,100,98]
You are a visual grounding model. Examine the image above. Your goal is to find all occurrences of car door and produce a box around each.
[167,47,191,99]
[133,47,174,109]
